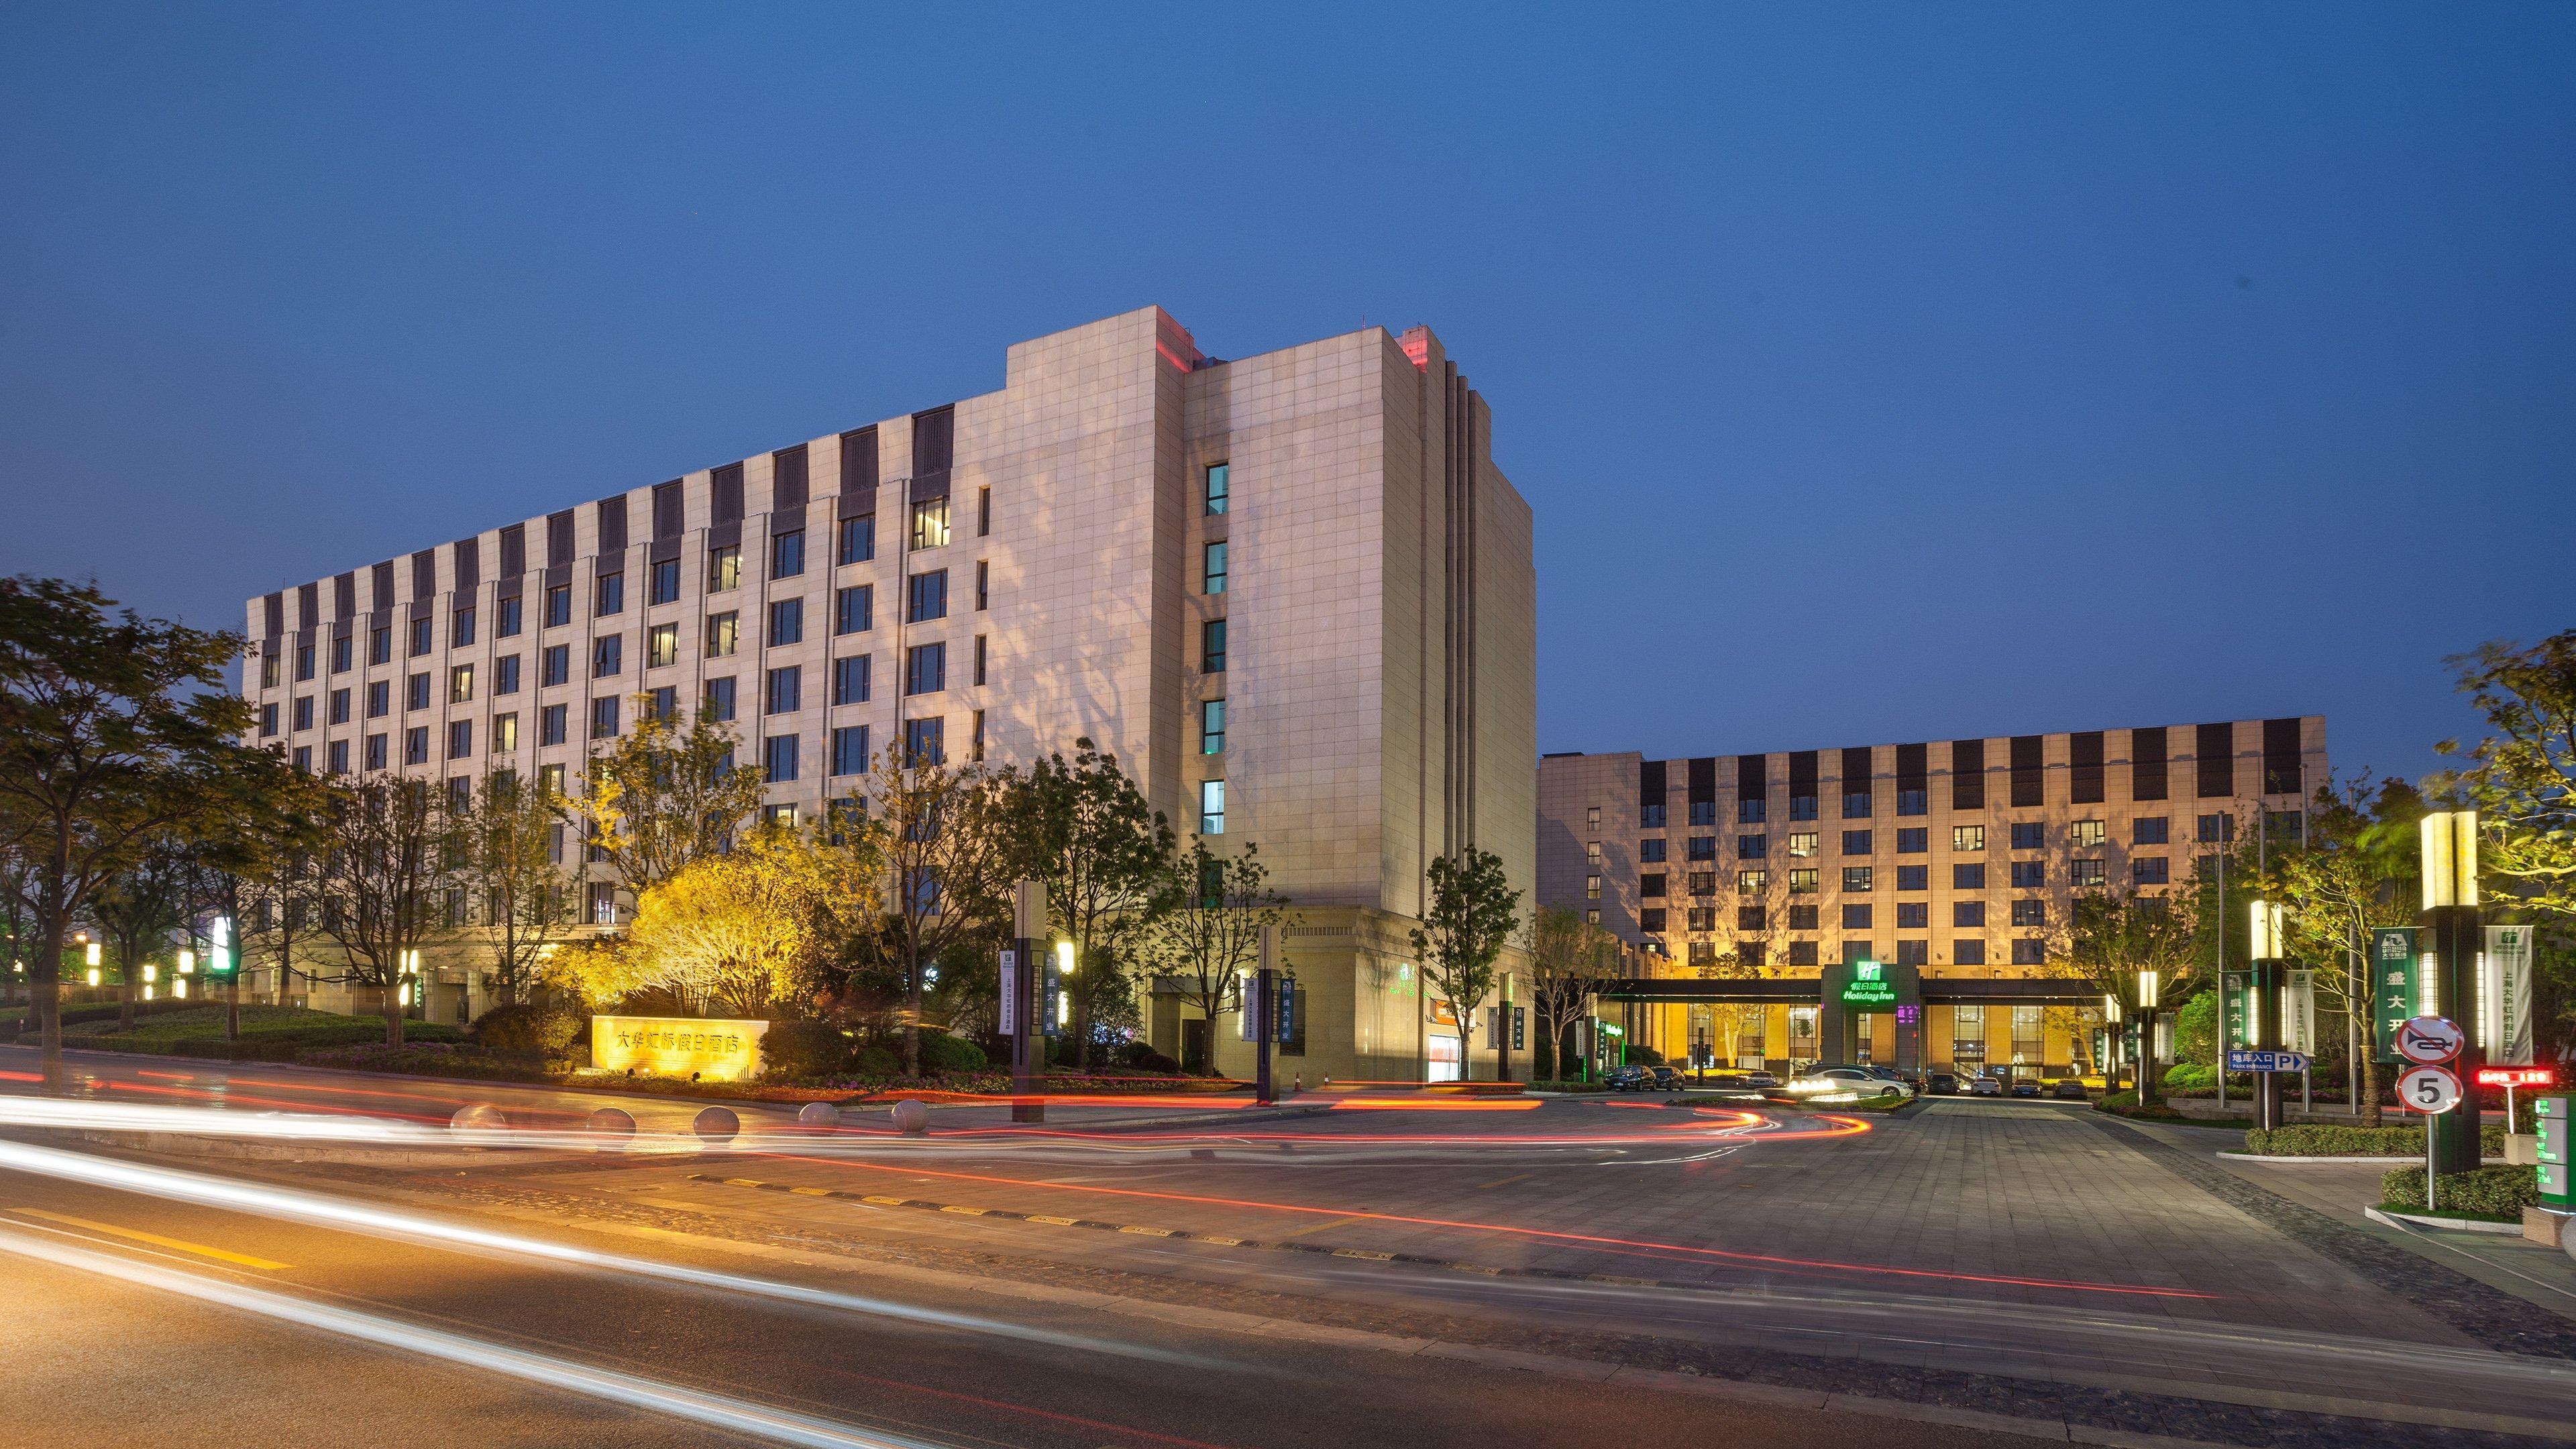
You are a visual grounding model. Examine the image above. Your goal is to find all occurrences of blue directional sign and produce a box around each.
[2224,1049,2310,1073]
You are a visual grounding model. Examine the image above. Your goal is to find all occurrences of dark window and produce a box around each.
[771,531,805,580]
[1898,866,1929,892]
[1953,901,1985,928]
[331,633,352,673]
[1787,940,1819,966]
[835,585,873,635]
[833,655,870,706]
[496,597,522,637]
[1639,908,1666,933]
[541,645,570,687]
[1201,618,1226,672]
[1638,838,1666,863]
[496,656,519,694]
[2134,857,2170,885]
[976,486,991,538]
[1954,940,1987,967]
[1896,742,1929,816]
[1683,835,1715,861]
[975,559,989,611]
[406,672,430,710]
[838,514,875,566]
[1688,800,1716,827]
[905,642,945,695]
[294,641,315,681]
[539,706,566,745]
[451,608,476,649]
[2010,938,2047,965]
[1841,747,1874,818]
[544,584,571,628]
[1788,751,1818,821]
[404,727,429,765]
[2010,822,2045,850]
[2131,725,2169,800]
[292,696,313,731]
[907,570,947,623]
[647,686,677,721]
[1842,830,1872,855]
[904,716,945,766]
[366,681,388,718]
[1951,739,1986,810]
[364,733,387,769]
[595,573,623,616]
[973,634,987,686]
[649,559,680,604]
[2070,731,2104,804]
[258,703,278,737]
[1737,906,1766,931]
[763,734,799,782]
[1687,871,1715,896]
[1788,904,1819,931]
[409,616,432,657]
[1896,828,1928,853]
[1841,904,1873,930]
[2263,717,2302,796]
[1640,804,1666,828]
[768,598,803,647]
[2198,812,2233,843]
[328,688,350,724]
[2011,899,2046,926]
[592,635,622,678]
[1897,902,1929,928]
[2196,722,2235,798]
[326,740,347,774]
[1953,863,1987,890]
[1640,873,1667,898]
[447,720,474,760]
[704,676,737,722]
[1205,463,1229,515]
[1737,798,1766,824]
[2009,734,2043,807]
[831,725,869,777]
[2010,860,2045,889]
[1843,866,1872,890]
[590,696,620,739]
[2134,816,2169,845]
[1896,939,1928,966]
[765,665,801,715]
[1735,834,1765,859]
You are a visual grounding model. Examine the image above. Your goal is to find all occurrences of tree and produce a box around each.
[0,577,272,1086]
[305,775,458,1045]
[88,837,191,1028]
[460,769,577,1006]
[2053,883,2197,1105]
[1526,904,1625,1081]
[2253,774,2423,1125]
[573,700,766,901]
[610,828,845,1017]
[994,738,1177,1068]
[868,739,1004,1076]
[1409,847,1522,1081]
[1138,839,1289,1073]
[2438,631,2576,1063]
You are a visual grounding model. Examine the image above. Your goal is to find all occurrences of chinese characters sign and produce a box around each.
[591,1015,770,1081]
[2371,928,2419,1065]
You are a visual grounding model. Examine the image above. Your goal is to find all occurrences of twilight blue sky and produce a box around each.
[3,5,2569,786]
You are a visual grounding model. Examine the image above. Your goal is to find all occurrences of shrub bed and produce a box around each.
[295,1043,551,1081]
[2244,1123,2508,1157]
[1523,1079,1609,1093]
[2378,1164,2539,1220]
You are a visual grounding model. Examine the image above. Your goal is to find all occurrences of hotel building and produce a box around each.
[1537,718,2327,1076]
[242,307,1535,1081]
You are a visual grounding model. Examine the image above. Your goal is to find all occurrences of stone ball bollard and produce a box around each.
[450,1104,507,1132]
[584,1106,636,1149]
[890,1098,930,1136]
[797,1101,841,1130]
[693,1105,741,1146]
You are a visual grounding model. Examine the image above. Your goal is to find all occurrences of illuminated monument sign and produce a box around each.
[592,1016,771,1081]
[1841,962,1898,1009]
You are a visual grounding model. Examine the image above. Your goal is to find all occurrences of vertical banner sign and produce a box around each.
[2486,925,2534,1067]
[997,950,1019,1038]
[2222,971,2252,1052]
[2285,969,2316,1055]
[2371,928,2419,1065]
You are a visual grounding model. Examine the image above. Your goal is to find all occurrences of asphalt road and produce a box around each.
[5,1046,2575,1448]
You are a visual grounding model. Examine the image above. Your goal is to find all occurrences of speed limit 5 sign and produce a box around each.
[2398,1065,2463,1115]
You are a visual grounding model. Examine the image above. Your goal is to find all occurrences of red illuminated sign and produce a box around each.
[2475,1067,2555,1087]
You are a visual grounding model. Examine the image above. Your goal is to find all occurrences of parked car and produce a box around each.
[2050,1078,2091,1101]
[2009,1079,2041,1098]
[1968,1074,2003,1097]
[1648,1065,1682,1090]
[1735,1069,1781,1089]
[1926,1071,1960,1095]
[1604,1065,1655,1092]
[1786,1066,1913,1100]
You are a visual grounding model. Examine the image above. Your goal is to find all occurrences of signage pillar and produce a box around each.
[1254,924,1277,1106]
[1010,881,1046,1124]
[2428,906,2484,1174]
[2535,1093,2571,1216]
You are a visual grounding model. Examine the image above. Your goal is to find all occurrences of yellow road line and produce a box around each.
[1470,1172,1534,1191]
[1276,1214,1366,1240]
[13,1209,290,1271]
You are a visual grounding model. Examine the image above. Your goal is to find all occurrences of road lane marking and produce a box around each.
[1469,1173,1534,1191]
[1276,1214,1367,1240]
[13,1208,291,1270]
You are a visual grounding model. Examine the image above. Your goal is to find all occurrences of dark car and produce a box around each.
[2050,1079,2091,1101]
[1648,1065,1682,1090]
[2009,1079,2041,1098]
[1927,1071,1960,1095]
[1604,1065,1655,1092]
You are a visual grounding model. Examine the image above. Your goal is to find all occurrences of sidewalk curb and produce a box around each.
[2365,1205,2527,1236]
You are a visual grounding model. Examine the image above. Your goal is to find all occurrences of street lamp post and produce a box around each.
[2420,810,2483,1177]
[2250,900,2288,1132]
[2104,991,2124,1091]
[2136,970,2161,1108]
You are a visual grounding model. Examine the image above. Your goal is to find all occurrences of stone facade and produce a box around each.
[242,307,1536,1080]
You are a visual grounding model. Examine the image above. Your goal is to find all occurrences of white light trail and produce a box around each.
[0,1224,955,1449]
[0,1137,1193,1366]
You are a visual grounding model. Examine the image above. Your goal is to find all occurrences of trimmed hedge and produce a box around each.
[2379,1164,2539,1219]
[2245,1123,2507,1158]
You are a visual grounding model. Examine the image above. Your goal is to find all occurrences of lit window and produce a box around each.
[1788,869,1818,893]
[1786,831,1817,857]
[1584,875,1601,901]
[2070,818,2106,847]
[705,611,739,657]
[1585,842,1602,867]
[911,496,951,550]
[708,545,741,592]
[2071,859,2107,887]
[449,665,474,704]
[1200,780,1226,835]
[1585,806,1600,831]
[1952,824,1985,852]
[492,713,519,753]
[1736,869,1767,895]
[1842,867,1873,891]
[647,623,678,668]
